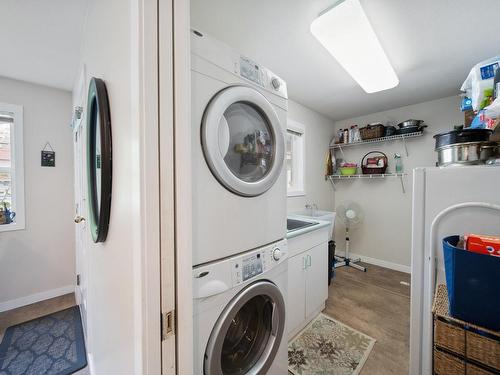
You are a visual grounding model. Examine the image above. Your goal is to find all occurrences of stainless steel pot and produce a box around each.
[436,141,499,167]
[398,119,424,128]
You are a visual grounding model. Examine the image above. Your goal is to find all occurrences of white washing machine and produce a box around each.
[193,239,288,374]
[191,29,288,266]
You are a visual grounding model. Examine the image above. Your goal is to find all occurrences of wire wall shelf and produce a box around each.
[327,173,408,193]
[330,131,423,156]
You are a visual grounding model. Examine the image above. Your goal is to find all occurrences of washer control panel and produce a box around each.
[241,253,263,281]
[232,239,287,286]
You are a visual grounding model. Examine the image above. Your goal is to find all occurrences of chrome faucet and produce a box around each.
[305,203,318,216]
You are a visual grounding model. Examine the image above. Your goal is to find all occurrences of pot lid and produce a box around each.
[433,128,493,149]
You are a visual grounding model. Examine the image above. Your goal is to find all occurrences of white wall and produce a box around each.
[78,1,145,373]
[287,99,336,213]
[332,96,463,270]
[0,76,75,311]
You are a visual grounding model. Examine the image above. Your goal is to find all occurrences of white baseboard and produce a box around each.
[87,352,95,375]
[0,285,75,312]
[346,252,411,274]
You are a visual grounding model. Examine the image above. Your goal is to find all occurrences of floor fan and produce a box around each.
[335,202,367,272]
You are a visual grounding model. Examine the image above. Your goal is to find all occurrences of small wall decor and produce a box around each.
[86,77,112,243]
[41,142,55,167]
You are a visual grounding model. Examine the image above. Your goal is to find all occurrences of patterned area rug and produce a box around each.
[0,306,87,375]
[288,313,375,375]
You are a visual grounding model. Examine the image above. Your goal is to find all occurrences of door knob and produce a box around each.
[74,216,86,223]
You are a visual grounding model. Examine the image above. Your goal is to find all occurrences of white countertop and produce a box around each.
[286,215,331,239]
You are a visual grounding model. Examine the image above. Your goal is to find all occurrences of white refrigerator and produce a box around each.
[410,166,500,375]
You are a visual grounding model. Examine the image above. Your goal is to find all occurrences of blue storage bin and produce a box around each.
[442,235,500,331]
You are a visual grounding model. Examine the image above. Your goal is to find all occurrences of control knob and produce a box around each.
[272,248,282,261]
[271,77,281,90]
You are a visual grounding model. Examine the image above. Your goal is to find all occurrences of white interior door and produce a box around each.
[72,65,89,339]
[73,115,88,335]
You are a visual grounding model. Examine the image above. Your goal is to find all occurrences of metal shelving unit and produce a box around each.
[330,131,423,156]
[327,173,408,193]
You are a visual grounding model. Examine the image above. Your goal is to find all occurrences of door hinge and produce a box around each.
[161,310,175,340]
[76,274,81,286]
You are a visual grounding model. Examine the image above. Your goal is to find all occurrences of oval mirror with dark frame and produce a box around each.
[87,77,112,243]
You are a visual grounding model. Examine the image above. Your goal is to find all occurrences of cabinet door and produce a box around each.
[306,243,328,318]
[287,253,307,336]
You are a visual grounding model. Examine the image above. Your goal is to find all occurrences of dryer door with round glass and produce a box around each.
[204,281,286,375]
[202,85,285,197]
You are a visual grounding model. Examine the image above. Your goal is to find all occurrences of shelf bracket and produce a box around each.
[399,175,406,194]
[328,177,337,191]
[402,136,409,157]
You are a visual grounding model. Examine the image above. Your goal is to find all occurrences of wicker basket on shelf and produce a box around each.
[361,151,388,174]
[359,123,385,140]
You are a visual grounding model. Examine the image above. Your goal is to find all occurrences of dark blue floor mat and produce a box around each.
[0,306,87,375]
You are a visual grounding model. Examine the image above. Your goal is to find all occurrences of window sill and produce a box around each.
[287,190,306,197]
[0,222,25,233]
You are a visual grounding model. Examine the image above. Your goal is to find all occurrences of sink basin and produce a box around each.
[291,210,336,240]
[287,218,318,232]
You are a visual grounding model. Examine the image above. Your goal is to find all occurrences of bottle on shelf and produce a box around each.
[394,153,403,173]
[343,129,349,144]
[353,125,361,143]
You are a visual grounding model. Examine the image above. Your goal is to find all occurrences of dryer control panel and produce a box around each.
[232,239,287,286]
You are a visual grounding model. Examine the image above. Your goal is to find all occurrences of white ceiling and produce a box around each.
[0,0,87,91]
[191,0,500,120]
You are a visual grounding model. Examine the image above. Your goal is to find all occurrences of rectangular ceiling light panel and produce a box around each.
[311,0,399,93]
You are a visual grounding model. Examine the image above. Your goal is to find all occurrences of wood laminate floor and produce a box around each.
[325,262,411,375]
[2,265,410,375]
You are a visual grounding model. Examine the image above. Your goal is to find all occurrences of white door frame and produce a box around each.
[172,0,193,372]
[134,0,192,371]
[158,0,193,372]
[158,0,176,371]
[134,0,164,373]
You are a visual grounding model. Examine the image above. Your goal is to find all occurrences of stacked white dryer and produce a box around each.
[190,29,289,374]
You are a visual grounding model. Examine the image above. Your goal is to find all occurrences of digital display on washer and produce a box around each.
[242,253,263,281]
[240,56,263,86]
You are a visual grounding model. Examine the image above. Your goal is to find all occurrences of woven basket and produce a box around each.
[433,285,500,373]
[359,124,385,140]
[434,348,465,375]
[361,151,388,174]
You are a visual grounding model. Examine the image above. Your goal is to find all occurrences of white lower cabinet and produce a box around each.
[287,242,328,338]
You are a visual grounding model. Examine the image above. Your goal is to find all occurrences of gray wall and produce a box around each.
[0,76,75,309]
[333,95,462,270]
[287,99,336,213]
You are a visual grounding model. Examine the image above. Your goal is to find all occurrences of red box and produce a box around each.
[465,234,500,256]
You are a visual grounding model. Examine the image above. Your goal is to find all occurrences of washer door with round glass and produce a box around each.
[202,85,285,197]
[204,281,286,375]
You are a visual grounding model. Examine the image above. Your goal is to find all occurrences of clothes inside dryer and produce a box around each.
[221,102,274,183]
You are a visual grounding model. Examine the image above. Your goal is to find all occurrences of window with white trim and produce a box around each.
[285,120,305,197]
[0,103,25,232]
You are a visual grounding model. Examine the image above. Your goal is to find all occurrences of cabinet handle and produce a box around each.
[307,255,312,268]
[303,256,307,270]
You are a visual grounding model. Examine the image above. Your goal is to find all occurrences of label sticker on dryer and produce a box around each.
[240,56,263,86]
